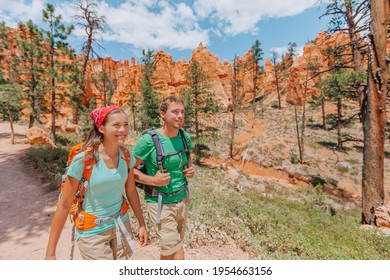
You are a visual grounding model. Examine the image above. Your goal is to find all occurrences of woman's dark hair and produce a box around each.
[81,109,124,163]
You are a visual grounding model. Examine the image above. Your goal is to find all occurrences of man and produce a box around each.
[133,95,195,260]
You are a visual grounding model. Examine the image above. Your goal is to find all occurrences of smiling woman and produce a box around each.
[45,105,148,260]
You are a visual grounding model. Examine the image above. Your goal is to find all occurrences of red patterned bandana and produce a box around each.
[90,105,121,129]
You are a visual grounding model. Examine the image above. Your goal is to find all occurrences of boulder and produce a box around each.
[375,203,390,229]
[25,126,55,147]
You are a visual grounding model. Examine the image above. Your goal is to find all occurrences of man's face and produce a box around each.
[161,102,185,129]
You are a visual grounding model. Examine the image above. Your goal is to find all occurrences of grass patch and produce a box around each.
[187,166,390,259]
[25,145,68,190]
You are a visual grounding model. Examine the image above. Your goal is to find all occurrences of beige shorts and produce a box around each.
[147,199,188,256]
[77,219,135,260]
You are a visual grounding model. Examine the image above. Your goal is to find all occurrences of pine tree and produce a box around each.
[0,22,23,143]
[251,39,263,112]
[140,49,160,130]
[91,68,117,106]
[287,42,297,68]
[271,51,282,109]
[320,0,369,107]
[127,91,139,132]
[318,70,365,150]
[229,55,240,158]
[41,3,74,143]
[181,60,219,163]
[17,21,46,128]
[65,48,84,123]
[0,83,23,144]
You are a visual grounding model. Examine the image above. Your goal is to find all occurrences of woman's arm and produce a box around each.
[125,168,148,247]
[45,176,80,260]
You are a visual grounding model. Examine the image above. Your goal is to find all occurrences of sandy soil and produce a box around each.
[0,122,249,260]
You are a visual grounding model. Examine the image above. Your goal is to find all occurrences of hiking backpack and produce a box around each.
[136,128,191,224]
[61,142,131,230]
[60,142,136,259]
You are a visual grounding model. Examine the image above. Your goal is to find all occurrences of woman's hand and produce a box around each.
[138,225,148,247]
[44,253,56,260]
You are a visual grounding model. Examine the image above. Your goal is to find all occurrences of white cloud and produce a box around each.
[194,0,321,35]
[270,44,304,60]
[0,0,209,52]
[100,0,209,50]
[0,0,45,26]
[0,0,322,56]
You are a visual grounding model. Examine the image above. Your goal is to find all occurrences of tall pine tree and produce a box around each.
[41,3,74,143]
[140,49,160,130]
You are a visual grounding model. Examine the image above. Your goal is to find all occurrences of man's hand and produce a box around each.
[153,171,170,186]
[183,167,195,179]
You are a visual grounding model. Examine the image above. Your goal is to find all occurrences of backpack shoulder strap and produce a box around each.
[119,145,131,167]
[147,129,165,173]
[77,147,96,204]
[67,142,85,166]
[81,147,95,182]
[178,128,191,168]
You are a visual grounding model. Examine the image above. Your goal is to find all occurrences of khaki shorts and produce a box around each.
[77,219,135,260]
[147,199,188,256]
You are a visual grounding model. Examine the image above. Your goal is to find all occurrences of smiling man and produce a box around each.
[133,95,195,260]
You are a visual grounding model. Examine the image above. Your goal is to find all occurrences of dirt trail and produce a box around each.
[0,122,249,260]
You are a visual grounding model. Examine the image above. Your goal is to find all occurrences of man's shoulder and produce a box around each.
[179,129,191,142]
[134,130,155,153]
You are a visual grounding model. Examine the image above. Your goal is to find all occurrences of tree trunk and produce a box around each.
[361,0,389,225]
[300,79,308,164]
[51,76,56,144]
[252,62,257,113]
[132,112,137,132]
[28,90,36,129]
[292,88,302,163]
[72,106,79,125]
[336,98,343,150]
[322,99,327,129]
[275,70,281,109]
[7,102,15,145]
[230,57,238,158]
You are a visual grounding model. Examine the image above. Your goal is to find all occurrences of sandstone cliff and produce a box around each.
[2,25,389,122]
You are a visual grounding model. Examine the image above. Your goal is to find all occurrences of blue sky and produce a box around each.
[0,0,331,65]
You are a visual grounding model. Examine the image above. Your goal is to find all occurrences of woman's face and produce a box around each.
[99,111,129,145]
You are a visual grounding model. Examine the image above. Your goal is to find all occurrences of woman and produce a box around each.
[45,105,147,260]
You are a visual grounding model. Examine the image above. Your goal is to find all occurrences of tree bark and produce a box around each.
[7,102,15,144]
[322,99,327,129]
[336,98,343,150]
[361,0,389,224]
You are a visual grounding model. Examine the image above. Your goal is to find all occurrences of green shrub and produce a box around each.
[290,150,300,164]
[25,145,68,190]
